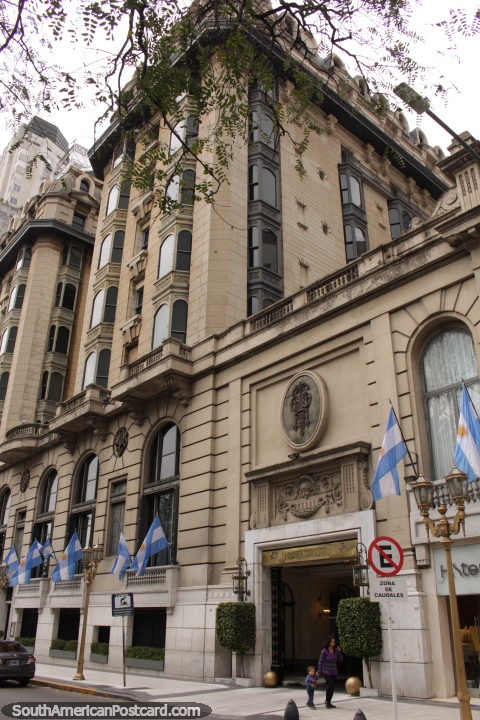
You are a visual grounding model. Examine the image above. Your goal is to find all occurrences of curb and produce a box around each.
[31,677,144,702]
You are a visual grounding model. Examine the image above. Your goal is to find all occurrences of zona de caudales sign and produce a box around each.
[368,536,408,602]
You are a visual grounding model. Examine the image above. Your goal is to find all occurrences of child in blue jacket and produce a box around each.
[305,665,317,709]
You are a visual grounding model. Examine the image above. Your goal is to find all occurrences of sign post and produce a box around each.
[112,593,134,688]
[368,537,405,720]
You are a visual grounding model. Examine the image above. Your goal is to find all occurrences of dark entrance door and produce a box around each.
[271,568,284,681]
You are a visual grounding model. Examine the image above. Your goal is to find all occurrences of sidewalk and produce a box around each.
[32,662,480,720]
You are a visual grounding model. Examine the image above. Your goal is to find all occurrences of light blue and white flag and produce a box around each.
[454,385,480,483]
[9,557,29,586]
[129,516,169,577]
[110,529,131,581]
[41,536,56,560]
[9,541,43,585]
[371,407,408,502]
[51,532,83,582]
[3,546,19,574]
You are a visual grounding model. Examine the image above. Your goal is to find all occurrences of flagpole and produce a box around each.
[389,399,419,476]
[462,381,480,416]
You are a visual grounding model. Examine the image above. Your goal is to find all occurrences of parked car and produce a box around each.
[0,641,35,686]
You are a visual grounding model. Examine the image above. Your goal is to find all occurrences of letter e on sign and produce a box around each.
[368,536,404,577]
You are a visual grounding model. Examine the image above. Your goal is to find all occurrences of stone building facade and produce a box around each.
[0,38,479,700]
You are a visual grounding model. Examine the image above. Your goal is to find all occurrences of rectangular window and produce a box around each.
[108,480,126,556]
[9,197,17,206]
[141,226,149,249]
[72,213,86,230]
[14,510,26,558]
[135,287,144,316]
[12,184,20,193]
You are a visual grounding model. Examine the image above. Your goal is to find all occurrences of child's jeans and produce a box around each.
[307,686,315,706]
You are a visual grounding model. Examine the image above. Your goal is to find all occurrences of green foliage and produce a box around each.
[0,630,5,638]
[50,638,78,652]
[336,597,382,659]
[90,642,109,656]
[16,637,35,648]
[216,602,256,654]
[125,646,165,662]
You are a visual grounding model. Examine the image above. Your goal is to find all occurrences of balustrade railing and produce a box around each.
[126,568,166,587]
[128,347,163,377]
[6,423,48,440]
[431,478,480,509]
[307,264,359,303]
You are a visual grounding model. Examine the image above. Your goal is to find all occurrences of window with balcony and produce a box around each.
[112,139,135,168]
[106,183,130,215]
[344,222,367,261]
[176,230,192,271]
[249,110,275,147]
[0,488,11,562]
[32,469,58,577]
[54,282,77,311]
[98,230,124,269]
[158,235,174,279]
[83,350,111,389]
[339,171,363,207]
[421,328,480,481]
[47,325,70,354]
[139,423,180,566]
[69,456,99,570]
[40,371,64,402]
[0,326,18,355]
[248,226,278,273]
[61,245,83,269]
[135,287,144,315]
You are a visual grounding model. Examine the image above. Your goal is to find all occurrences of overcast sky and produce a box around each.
[1,0,478,156]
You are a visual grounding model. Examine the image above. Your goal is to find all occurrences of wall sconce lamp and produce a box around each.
[232,557,251,602]
[352,542,369,588]
[318,590,331,616]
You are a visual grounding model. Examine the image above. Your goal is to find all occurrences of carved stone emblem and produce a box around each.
[20,470,30,493]
[276,474,342,520]
[113,427,129,457]
[281,371,329,450]
[290,381,312,437]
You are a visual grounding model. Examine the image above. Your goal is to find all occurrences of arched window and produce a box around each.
[69,456,99,562]
[48,372,64,402]
[344,223,367,261]
[262,229,278,273]
[55,326,70,355]
[176,230,192,271]
[83,352,97,389]
[1,326,18,355]
[422,329,480,480]
[140,424,181,566]
[106,185,119,215]
[62,284,76,311]
[166,175,179,203]
[91,289,105,328]
[152,305,169,348]
[40,371,49,400]
[111,230,125,263]
[96,349,111,388]
[32,470,58,577]
[112,139,135,168]
[103,287,118,323]
[249,165,258,200]
[249,111,274,147]
[261,168,276,207]
[118,183,130,210]
[8,284,26,311]
[171,300,188,343]
[158,235,174,279]
[98,234,112,269]
[0,372,9,401]
[16,247,31,271]
[40,470,58,515]
[186,116,199,146]
[80,179,90,193]
[181,170,195,205]
[170,120,185,153]
[340,172,363,207]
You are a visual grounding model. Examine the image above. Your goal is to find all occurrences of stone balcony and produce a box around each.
[124,566,179,609]
[49,575,84,608]
[110,337,192,404]
[14,578,50,609]
[0,423,49,463]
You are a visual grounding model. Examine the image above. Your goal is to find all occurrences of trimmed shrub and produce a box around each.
[125,646,165,662]
[51,638,77,653]
[90,642,109,656]
[216,602,255,654]
[336,597,382,687]
[16,637,35,648]
[65,640,78,653]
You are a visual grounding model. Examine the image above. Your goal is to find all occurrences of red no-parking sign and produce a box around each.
[368,536,404,577]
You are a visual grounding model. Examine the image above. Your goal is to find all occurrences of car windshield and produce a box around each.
[0,642,26,653]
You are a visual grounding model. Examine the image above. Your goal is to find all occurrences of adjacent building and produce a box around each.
[0,26,479,701]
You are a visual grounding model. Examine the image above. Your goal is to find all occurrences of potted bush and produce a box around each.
[216,602,256,685]
[90,641,109,664]
[16,637,35,653]
[336,597,382,696]
[49,638,78,660]
[125,646,165,671]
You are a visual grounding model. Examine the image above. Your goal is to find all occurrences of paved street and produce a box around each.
[24,662,480,720]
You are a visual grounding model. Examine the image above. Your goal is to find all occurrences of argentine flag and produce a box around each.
[52,532,83,582]
[111,529,131,581]
[10,541,43,585]
[3,546,19,573]
[129,515,169,577]
[371,407,408,501]
[41,536,56,560]
[454,385,480,482]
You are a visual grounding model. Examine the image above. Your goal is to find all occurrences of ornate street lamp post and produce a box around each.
[410,466,472,720]
[232,557,250,602]
[352,542,369,588]
[74,543,103,681]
